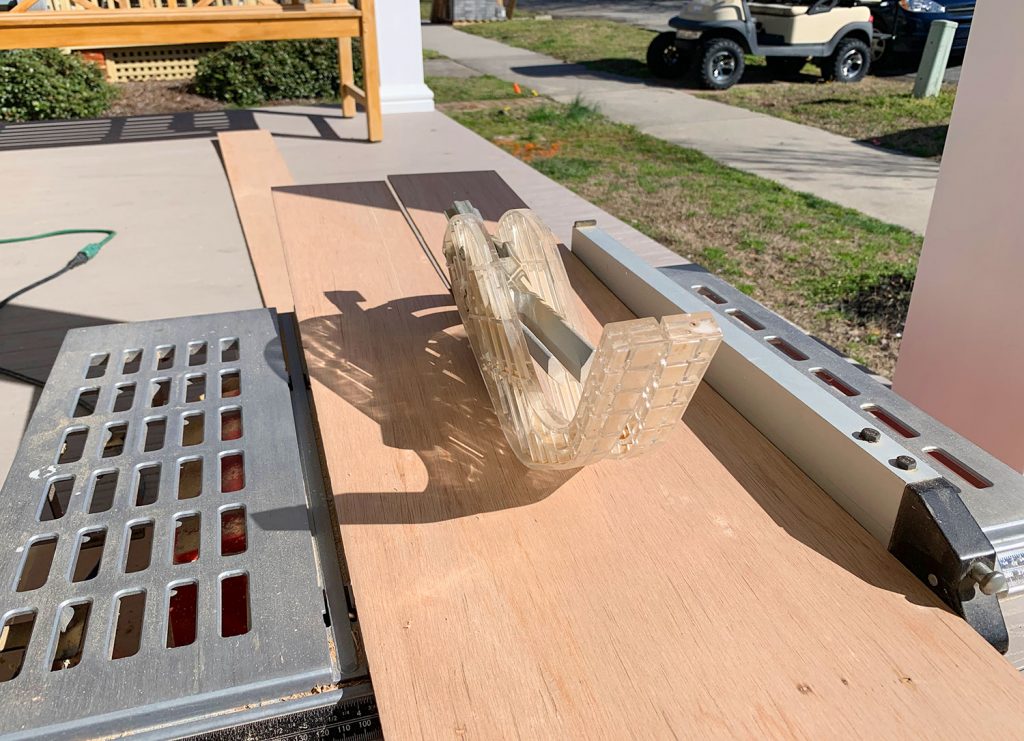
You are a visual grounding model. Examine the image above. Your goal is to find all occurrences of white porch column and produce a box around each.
[893,2,1024,472]
[374,0,435,114]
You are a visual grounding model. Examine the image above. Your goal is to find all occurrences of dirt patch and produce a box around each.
[106,81,225,117]
[104,80,336,118]
[834,271,915,334]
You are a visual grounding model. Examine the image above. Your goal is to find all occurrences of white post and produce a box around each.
[912,20,957,99]
[894,2,1024,472]
[374,0,435,114]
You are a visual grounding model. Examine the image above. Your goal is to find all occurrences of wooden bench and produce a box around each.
[0,0,382,141]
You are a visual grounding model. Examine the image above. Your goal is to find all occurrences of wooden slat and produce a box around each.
[218,130,295,312]
[274,177,1024,739]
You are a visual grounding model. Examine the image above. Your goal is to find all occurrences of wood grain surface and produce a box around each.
[274,175,1024,739]
[218,130,296,312]
[390,171,527,279]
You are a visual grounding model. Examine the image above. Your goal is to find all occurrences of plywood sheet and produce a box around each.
[390,170,527,279]
[218,130,295,311]
[274,177,1024,739]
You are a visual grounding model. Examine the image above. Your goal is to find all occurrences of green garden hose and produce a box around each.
[0,228,116,387]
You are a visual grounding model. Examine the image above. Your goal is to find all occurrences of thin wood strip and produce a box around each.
[275,176,1024,739]
[217,130,295,312]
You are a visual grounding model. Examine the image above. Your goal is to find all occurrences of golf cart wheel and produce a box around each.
[647,31,688,78]
[766,56,808,79]
[824,37,871,83]
[699,37,745,90]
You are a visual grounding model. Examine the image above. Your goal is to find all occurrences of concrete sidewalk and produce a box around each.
[422,24,939,235]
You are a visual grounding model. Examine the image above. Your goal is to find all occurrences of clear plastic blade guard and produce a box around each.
[443,206,722,469]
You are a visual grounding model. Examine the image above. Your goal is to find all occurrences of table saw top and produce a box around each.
[268,171,1024,738]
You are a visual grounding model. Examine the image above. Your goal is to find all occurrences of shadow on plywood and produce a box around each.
[297,289,578,523]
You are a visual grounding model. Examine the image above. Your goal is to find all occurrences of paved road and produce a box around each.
[423,24,939,234]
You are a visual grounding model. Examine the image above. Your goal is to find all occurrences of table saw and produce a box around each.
[2,162,1024,738]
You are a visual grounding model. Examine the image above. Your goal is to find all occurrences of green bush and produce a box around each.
[0,49,116,122]
[194,39,362,106]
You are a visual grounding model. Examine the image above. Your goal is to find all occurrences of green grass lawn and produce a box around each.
[460,17,658,79]
[460,16,954,159]
[428,77,920,374]
[426,74,522,103]
[700,73,954,159]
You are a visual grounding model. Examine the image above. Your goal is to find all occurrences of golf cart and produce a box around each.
[648,0,874,89]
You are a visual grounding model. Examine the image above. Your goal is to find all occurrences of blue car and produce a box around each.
[870,0,974,62]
